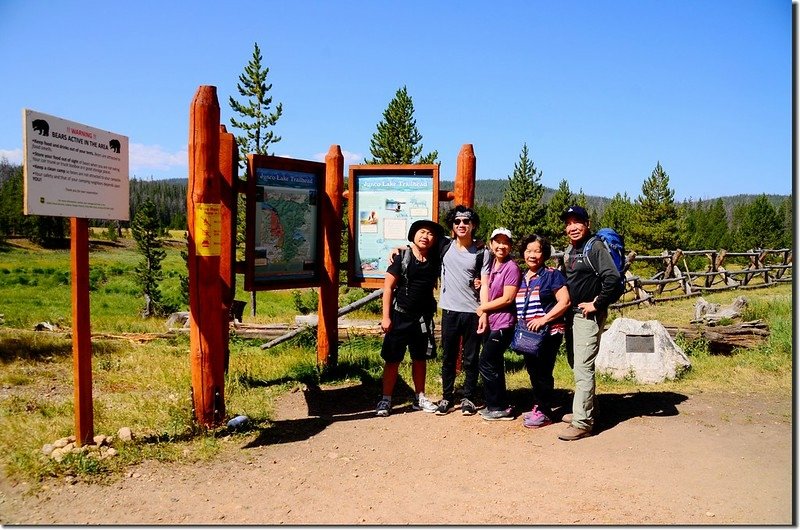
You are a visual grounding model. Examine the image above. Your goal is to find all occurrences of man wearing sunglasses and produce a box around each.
[434,205,490,416]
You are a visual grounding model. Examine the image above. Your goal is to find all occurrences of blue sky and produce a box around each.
[0,0,792,201]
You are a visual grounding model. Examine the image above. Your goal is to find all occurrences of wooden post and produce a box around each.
[705,251,717,288]
[188,85,226,426]
[317,145,344,367]
[219,124,237,373]
[71,217,93,445]
[453,144,476,208]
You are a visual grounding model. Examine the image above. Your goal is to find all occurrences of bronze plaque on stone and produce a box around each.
[626,334,655,353]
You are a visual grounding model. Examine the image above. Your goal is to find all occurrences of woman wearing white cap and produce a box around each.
[475,227,521,420]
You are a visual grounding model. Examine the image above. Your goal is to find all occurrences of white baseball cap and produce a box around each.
[489,227,513,241]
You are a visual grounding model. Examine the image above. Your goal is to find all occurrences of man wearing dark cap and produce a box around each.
[558,205,621,440]
[376,219,444,417]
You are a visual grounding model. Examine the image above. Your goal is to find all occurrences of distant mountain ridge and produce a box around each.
[440,179,790,218]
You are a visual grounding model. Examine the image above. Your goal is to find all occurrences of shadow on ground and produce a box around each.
[243,372,422,449]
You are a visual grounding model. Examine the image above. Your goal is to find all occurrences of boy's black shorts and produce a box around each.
[380,309,432,363]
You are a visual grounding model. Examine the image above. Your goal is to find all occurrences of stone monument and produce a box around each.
[597,317,691,384]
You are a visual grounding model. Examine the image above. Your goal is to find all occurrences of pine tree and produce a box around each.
[600,192,634,240]
[777,196,792,248]
[731,194,782,251]
[229,42,283,168]
[131,199,167,317]
[543,179,575,248]
[366,86,438,164]
[630,162,679,252]
[497,144,546,241]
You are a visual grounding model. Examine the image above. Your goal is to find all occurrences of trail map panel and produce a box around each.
[349,165,438,287]
[245,155,323,290]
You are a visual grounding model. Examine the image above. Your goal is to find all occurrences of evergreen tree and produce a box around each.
[366,86,438,164]
[777,196,793,248]
[544,179,575,248]
[472,203,499,243]
[630,162,679,252]
[229,42,283,168]
[0,161,66,246]
[600,192,634,240]
[731,194,782,251]
[131,199,167,316]
[497,144,546,241]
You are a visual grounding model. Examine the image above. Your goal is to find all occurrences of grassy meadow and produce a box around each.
[0,236,792,485]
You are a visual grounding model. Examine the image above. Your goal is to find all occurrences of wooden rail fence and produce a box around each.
[554,247,792,309]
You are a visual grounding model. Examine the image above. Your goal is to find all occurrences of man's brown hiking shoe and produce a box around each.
[558,425,592,441]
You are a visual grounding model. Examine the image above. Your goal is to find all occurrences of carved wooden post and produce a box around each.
[317,145,344,367]
[453,144,476,208]
[188,86,225,426]
[219,124,237,373]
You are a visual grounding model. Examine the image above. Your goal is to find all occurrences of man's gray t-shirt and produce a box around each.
[439,241,491,312]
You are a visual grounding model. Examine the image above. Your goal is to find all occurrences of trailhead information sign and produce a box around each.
[23,109,129,220]
[351,168,437,283]
[244,154,324,290]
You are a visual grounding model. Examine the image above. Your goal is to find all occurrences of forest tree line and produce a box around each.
[0,158,791,254]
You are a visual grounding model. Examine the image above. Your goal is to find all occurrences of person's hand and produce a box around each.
[577,301,596,317]
[477,313,488,334]
[381,317,392,333]
[526,317,548,331]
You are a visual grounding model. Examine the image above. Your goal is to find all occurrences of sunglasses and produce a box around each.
[453,219,471,226]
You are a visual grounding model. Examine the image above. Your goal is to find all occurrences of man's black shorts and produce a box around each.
[380,309,431,363]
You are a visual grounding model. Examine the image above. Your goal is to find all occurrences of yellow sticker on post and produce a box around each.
[195,203,221,256]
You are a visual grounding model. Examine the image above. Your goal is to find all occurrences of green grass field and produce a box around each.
[0,237,792,485]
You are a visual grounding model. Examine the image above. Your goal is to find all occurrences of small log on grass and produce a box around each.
[664,320,769,355]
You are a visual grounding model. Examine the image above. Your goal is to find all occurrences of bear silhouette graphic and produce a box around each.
[109,139,121,153]
[32,119,49,136]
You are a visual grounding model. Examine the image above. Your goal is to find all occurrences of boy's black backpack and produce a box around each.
[567,228,627,303]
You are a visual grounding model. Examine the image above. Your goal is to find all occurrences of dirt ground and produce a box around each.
[0,383,793,525]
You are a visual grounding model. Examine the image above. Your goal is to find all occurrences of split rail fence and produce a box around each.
[555,248,793,309]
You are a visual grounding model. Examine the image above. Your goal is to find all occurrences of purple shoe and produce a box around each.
[522,405,543,420]
[522,406,552,429]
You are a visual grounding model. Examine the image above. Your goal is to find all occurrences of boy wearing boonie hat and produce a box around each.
[375,219,444,417]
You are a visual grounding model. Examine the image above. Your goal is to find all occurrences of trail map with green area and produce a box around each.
[254,168,318,281]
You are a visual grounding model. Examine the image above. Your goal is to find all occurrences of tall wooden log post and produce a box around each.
[219,125,238,373]
[453,144,476,208]
[71,217,93,445]
[317,145,344,367]
[188,86,226,426]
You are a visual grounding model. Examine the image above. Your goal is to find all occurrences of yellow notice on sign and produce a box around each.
[195,203,221,256]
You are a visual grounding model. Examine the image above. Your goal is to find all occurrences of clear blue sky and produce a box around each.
[0,0,792,201]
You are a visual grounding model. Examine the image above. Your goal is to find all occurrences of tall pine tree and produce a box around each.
[131,199,167,317]
[497,144,546,241]
[543,179,575,248]
[366,86,438,164]
[630,162,679,252]
[229,42,283,168]
[600,192,634,240]
[731,194,782,251]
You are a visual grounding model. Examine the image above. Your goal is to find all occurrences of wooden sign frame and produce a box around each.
[244,154,324,291]
[347,164,440,289]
